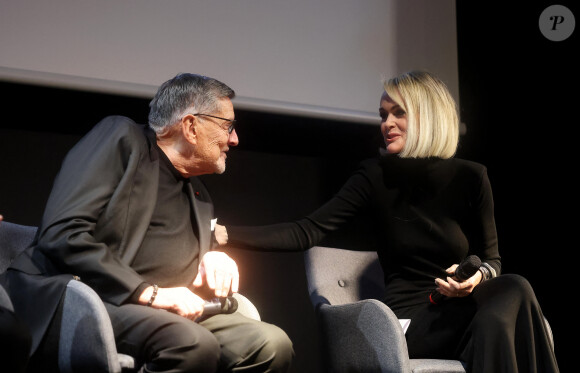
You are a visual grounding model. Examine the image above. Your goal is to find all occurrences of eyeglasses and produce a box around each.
[192,113,236,134]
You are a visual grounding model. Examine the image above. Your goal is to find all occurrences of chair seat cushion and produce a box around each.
[410,358,466,373]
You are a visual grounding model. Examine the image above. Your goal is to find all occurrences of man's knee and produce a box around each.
[178,330,221,372]
[153,321,221,373]
[255,323,294,372]
[112,308,222,373]
[199,313,294,372]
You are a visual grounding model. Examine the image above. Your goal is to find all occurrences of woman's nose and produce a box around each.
[382,117,394,130]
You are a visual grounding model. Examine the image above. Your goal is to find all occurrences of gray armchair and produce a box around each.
[304,246,468,373]
[304,246,555,373]
[0,221,260,372]
[0,221,134,372]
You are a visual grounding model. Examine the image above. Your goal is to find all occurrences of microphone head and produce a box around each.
[222,296,238,314]
[455,255,482,281]
[203,296,239,316]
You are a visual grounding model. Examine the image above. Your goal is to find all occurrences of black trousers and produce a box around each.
[0,305,32,373]
[104,302,294,373]
[398,274,559,373]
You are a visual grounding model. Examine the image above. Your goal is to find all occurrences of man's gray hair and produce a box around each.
[148,73,235,133]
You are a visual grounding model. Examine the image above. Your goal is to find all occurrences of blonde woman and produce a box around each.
[221,71,559,372]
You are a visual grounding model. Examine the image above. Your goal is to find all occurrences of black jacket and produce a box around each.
[4,116,216,353]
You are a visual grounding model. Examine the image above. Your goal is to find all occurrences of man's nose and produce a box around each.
[228,129,239,146]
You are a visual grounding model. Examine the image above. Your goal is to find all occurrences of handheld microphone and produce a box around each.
[202,296,238,316]
[429,255,481,305]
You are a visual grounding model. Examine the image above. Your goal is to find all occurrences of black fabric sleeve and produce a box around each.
[36,117,150,305]
[129,282,151,304]
[467,166,501,276]
[228,162,375,251]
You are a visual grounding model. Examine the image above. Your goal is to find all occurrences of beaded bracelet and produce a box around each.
[478,262,497,283]
[147,284,158,307]
[478,266,490,282]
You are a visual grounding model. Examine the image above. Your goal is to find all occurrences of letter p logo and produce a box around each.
[550,15,565,30]
[540,5,575,41]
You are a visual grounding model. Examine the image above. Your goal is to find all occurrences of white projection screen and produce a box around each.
[0,0,458,125]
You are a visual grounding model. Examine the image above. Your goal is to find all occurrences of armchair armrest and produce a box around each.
[232,293,261,321]
[317,299,412,373]
[59,279,134,373]
[0,284,14,312]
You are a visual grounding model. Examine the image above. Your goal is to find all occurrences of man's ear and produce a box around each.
[181,114,198,145]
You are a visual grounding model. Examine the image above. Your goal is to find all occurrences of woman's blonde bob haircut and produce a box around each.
[383,70,459,159]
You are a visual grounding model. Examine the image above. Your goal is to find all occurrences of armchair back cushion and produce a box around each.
[304,246,385,306]
[0,221,37,273]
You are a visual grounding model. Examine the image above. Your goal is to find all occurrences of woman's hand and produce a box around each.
[434,264,482,298]
[214,223,228,245]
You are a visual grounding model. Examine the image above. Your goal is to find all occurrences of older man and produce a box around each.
[5,74,293,372]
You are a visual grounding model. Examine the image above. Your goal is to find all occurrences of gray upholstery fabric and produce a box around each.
[304,246,467,373]
[0,221,37,273]
[59,279,136,373]
[233,293,261,321]
[0,222,36,312]
[0,221,134,372]
[0,284,14,311]
[305,246,385,307]
[319,300,412,373]
[409,359,467,373]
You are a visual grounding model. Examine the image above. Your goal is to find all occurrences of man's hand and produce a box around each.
[193,251,239,297]
[139,286,205,320]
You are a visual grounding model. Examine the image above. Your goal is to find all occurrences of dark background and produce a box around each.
[0,1,576,371]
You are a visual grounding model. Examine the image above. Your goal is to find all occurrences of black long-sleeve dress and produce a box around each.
[228,155,559,373]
